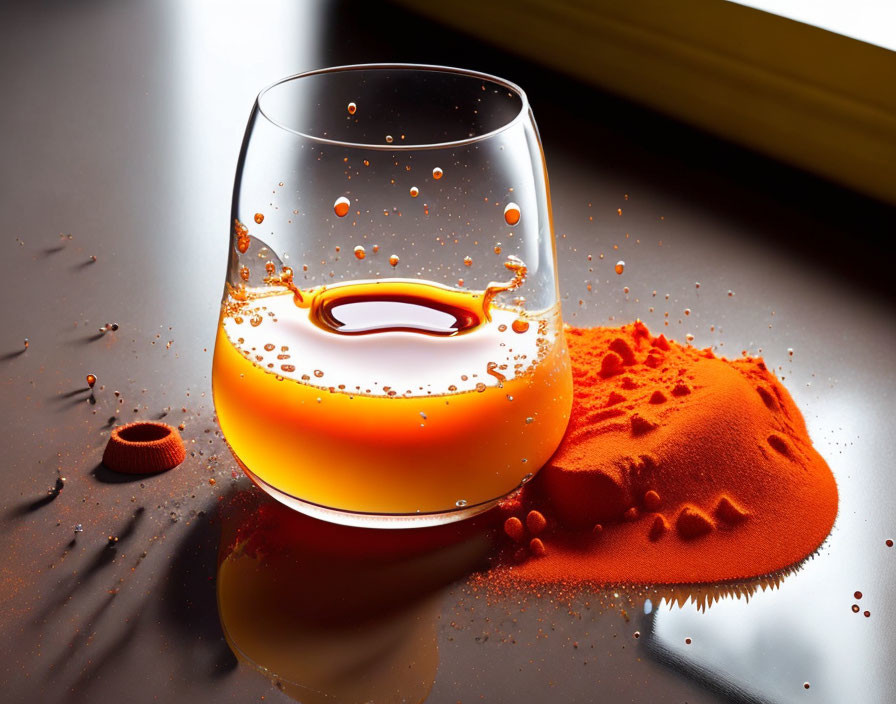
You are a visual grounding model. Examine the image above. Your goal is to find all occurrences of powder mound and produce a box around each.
[676,505,715,540]
[499,322,838,585]
[102,421,185,474]
[630,413,658,435]
[600,352,624,378]
[648,514,670,541]
[643,490,662,511]
[714,495,749,524]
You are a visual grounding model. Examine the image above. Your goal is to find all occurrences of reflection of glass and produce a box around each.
[216,490,494,702]
[212,65,572,526]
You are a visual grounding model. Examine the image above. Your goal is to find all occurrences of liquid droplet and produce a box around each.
[512,319,529,334]
[389,254,400,267]
[409,186,419,198]
[353,245,366,260]
[432,167,443,180]
[239,266,250,281]
[313,369,324,378]
[615,260,625,275]
[463,256,473,267]
[86,374,97,388]
[254,213,264,224]
[347,102,357,115]
[503,202,521,226]
[475,382,487,393]
[385,135,394,144]
[494,244,502,254]
[334,196,351,217]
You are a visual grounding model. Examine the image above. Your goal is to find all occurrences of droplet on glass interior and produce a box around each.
[512,319,529,334]
[475,382,487,393]
[494,244,502,255]
[503,202,521,226]
[615,260,625,275]
[385,135,394,144]
[347,102,357,115]
[389,254,400,267]
[353,245,366,260]
[463,256,473,267]
[852,604,860,613]
[313,369,324,378]
[409,186,419,198]
[86,374,97,388]
[333,196,351,217]
[254,213,264,224]
[432,167,443,180]
[239,266,250,281]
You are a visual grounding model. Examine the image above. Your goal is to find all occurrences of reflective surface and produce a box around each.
[1,1,894,703]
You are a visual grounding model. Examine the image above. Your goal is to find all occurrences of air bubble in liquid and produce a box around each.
[354,245,366,260]
[334,197,351,217]
[503,202,521,226]
[389,254,400,267]
[409,186,419,198]
[432,167,443,180]
[615,261,625,275]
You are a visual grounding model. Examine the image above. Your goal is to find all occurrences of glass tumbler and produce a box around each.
[212,64,572,527]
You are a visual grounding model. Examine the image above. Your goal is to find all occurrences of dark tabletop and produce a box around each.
[2,2,894,703]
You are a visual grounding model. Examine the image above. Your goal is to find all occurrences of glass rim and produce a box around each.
[255,63,530,151]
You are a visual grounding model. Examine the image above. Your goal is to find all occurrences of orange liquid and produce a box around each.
[212,279,572,515]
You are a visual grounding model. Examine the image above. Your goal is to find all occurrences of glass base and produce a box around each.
[238,460,501,529]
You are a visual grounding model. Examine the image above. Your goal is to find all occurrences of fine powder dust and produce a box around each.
[485,321,838,585]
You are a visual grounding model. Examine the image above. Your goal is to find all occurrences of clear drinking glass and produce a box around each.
[212,64,572,527]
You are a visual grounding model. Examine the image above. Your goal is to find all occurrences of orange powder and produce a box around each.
[487,322,838,585]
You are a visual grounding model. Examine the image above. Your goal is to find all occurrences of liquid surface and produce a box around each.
[212,279,573,514]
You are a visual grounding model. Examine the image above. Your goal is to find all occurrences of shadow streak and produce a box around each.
[7,477,66,517]
[90,462,148,485]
